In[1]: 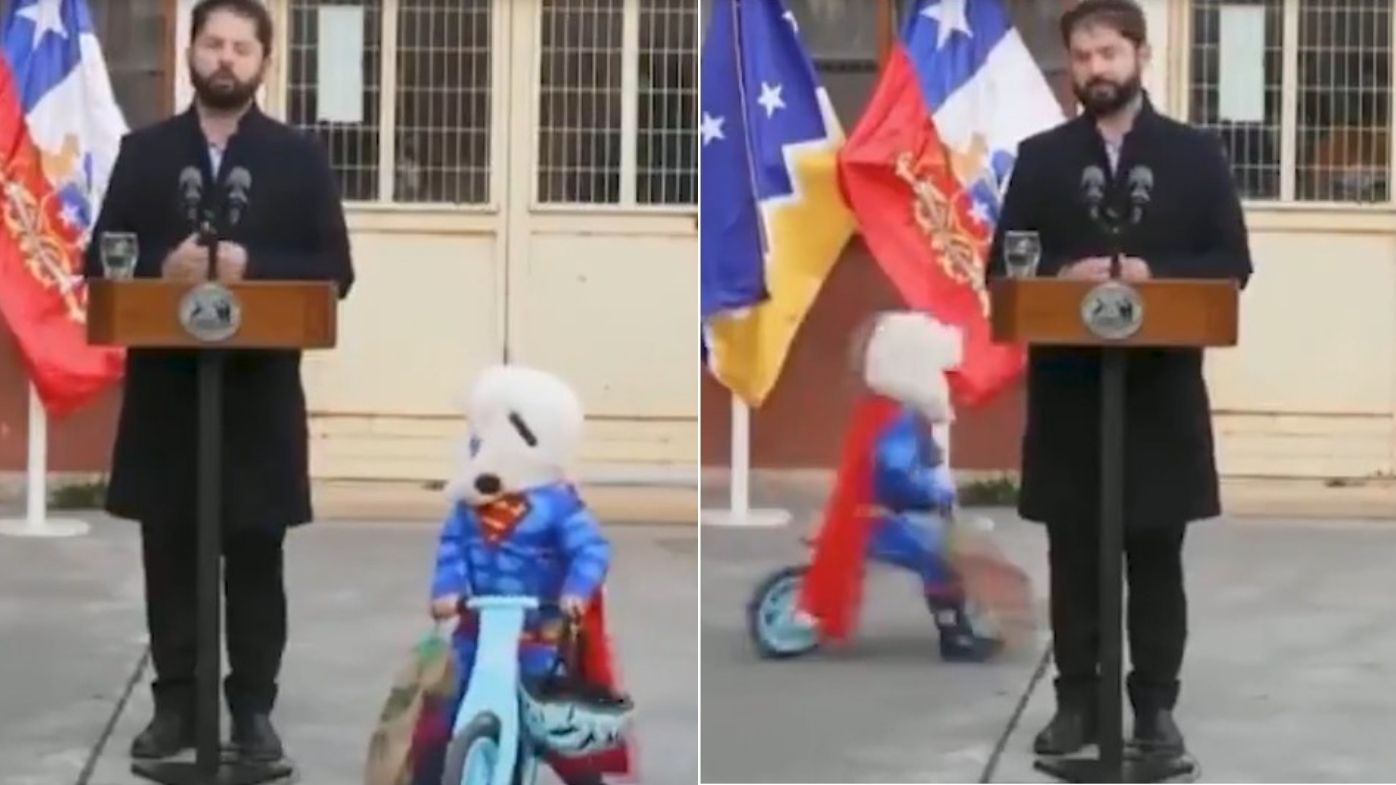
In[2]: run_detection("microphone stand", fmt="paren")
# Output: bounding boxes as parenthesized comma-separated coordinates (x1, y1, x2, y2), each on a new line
(1035, 200, 1195, 784)
(133, 212, 292, 785)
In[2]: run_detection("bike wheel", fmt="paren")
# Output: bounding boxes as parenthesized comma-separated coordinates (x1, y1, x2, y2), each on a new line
(442, 713, 508, 785)
(746, 565, 819, 659)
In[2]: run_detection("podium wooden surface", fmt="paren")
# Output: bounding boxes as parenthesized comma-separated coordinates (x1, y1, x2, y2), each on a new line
(87, 276, 335, 785)
(989, 274, 1237, 784)
(87, 278, 337, 349)
(989, 277, 1238, 348)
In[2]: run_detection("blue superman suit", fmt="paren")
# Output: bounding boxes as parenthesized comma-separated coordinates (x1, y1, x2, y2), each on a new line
(424, 483, 611, 783)
(865, 407, 1001, 661)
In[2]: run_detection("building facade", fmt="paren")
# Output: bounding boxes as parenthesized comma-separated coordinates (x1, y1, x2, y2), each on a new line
(701, 0, 1396, 481)
(0, 0, 700, 484)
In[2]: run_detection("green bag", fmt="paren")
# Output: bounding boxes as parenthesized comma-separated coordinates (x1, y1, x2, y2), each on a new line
(364, 627, 459, 785)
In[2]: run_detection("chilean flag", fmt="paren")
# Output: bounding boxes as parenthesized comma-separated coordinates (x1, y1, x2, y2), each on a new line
(838, 0, 1063, 407)
(0, 0, 126, 416)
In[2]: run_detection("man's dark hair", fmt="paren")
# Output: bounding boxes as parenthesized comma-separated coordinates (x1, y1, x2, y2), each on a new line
(1060, 0, 1148, 48)
(191, 0, 274, 54)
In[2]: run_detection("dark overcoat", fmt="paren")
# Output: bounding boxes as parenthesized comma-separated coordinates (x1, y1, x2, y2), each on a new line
(82, 104, 354, 532)
(986, 96, 1253, 531)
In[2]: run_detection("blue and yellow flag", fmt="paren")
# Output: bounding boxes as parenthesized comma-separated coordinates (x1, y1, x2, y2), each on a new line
(700, 0, 855, 407)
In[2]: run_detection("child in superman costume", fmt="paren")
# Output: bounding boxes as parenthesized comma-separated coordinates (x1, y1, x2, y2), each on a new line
(423, 365, 634, 785)
(796, 311, 1022, 661)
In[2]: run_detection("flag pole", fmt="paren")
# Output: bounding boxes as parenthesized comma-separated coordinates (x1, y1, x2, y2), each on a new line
(0, 382, 90, 538)
(700, 393, 791, 528)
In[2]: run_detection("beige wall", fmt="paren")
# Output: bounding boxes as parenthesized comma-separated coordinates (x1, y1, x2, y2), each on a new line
(1146, 0, 1396, 479)
(263, 0, 698, 485)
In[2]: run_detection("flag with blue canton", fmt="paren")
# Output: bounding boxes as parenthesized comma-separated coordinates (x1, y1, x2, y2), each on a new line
(701, 0, 854, 406)
(0, 0, 126, 415)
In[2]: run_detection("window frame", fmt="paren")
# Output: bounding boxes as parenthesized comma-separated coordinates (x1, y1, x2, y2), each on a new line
(270, 0, 508, 213)
(526, 0, 698, 215)
(1180, 0, 1396, 210)
(268, 0, 696, 214)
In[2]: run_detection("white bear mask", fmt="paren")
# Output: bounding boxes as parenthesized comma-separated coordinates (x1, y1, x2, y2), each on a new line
(447, 365, 585, 506)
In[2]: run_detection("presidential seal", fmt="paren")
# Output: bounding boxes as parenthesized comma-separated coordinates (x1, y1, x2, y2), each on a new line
(178, 282, 242, 342)
(1080, 281, 1143, 340)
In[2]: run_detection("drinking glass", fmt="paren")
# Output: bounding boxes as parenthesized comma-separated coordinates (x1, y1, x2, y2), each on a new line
(1002, 230, 1041, 278)
(99, 232, 138, 280)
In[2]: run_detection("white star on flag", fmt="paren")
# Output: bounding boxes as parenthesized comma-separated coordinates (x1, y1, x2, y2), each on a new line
(922, 0, 973, 49)
(701, 112, 726, 145)
(757, 82, 785, 118)
(18, 0, 68, 48)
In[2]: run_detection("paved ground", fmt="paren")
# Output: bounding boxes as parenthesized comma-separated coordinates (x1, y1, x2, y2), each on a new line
(0, 512, 697, 785)
(701, 500, 1396, 784)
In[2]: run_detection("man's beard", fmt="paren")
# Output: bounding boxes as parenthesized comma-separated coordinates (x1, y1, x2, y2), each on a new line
(190, 65, 261, 111)
(1074, 73, 1142, 117)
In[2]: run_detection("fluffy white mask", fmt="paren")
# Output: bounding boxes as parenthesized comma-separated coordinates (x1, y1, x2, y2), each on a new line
(861, 311, 963, 424)
(446, 365, 585, 506)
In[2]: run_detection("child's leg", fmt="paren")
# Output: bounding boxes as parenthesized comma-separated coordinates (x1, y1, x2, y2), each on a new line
(868, 515, 1003, 662)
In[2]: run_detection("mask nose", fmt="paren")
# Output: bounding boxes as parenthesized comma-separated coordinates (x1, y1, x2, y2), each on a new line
(474, 474, 502, 495)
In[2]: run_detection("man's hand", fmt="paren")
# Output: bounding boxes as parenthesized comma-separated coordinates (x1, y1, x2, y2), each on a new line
(1120, 256, 1151, 282)
(161, 233, 207, 281)
(430, 594, 461, 620)
(1058, 257, 1111, 281)
(215, 242, 249, 283)
(560, 595, 588, 619)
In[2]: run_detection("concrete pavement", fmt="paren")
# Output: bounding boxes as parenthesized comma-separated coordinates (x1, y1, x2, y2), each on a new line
(0, 513, 696, 785)
(701, 508, 1396, 783)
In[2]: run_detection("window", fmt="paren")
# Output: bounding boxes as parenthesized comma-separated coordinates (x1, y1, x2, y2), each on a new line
(285, 0, 492, 205)
(1188, 0, 1391, 204)
(536, 0, 697, 208)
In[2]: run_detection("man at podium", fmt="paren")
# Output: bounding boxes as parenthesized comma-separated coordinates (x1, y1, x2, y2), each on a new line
(81, 0, 353, 764)
(985, 0, 1252, 763)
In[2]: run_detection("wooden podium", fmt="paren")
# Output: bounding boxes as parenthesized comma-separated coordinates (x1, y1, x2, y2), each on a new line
(990, 275, 1239, 784)
(88, 278, 338, 785)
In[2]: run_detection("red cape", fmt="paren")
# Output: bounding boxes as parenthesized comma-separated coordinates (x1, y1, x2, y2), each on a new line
(546, 589, 636, 781)
(796, 394, 901, 642)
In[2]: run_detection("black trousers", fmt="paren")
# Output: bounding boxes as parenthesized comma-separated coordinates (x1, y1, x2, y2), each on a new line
(140, 519, 287, 716)
(1047, 521, 1188, 711)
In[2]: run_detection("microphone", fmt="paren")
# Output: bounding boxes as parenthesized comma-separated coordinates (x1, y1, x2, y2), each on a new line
(225, 166, 252, 228)
(1080, 165, 1106, 222)
(178, 166, 203, 226)
(1126, 165, 1153, 224)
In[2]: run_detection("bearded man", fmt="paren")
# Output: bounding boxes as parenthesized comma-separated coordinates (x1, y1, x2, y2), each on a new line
(984, 0, 1253, 761)
(82, 0, 354, 763)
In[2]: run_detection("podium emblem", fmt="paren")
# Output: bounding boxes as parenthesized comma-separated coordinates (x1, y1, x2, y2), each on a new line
(178, 282, 242, 342)
(1080, 281, 1143, 340)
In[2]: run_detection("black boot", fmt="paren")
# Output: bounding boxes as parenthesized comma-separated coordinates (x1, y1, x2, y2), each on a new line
(130, 707, 193, 759)
(1032, 679, 1097, 755)
(1128, 675, 1185, 755)
(231, 713, 284, 762)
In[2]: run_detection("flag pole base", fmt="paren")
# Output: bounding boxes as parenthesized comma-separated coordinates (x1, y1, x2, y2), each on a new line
(700, 507, 792, 528)
(0, 517, 90, 538)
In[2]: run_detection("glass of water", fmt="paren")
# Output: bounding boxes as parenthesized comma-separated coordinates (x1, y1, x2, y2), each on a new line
(99, 232, 138, 280)
(1002, 230, 1041, 278)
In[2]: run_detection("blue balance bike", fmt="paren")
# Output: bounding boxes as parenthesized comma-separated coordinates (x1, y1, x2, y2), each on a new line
(747, 514, 1007, 659)
(441, 596, 633, 785)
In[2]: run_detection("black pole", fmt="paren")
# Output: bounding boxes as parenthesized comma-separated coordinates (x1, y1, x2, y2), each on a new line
(196, 346, 224, 776)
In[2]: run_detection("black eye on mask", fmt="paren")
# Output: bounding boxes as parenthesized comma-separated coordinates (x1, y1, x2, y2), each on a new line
(508, 411, 537, 447)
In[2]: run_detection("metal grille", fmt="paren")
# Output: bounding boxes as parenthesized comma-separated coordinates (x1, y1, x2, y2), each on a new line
(286, 0, 384, 202)
(537, 0, 625, 204)
(637, 0, 698, 205)
(1295, 0, 1390, 202)
(394, 0, 493, 204)
(1189, 0, 1392, 204)
(1189, 0, 1285, 201)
